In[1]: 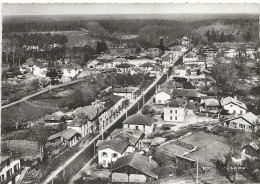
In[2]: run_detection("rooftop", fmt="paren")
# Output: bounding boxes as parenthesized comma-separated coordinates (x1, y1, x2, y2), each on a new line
(122, 114, 157, 126)
(112, 152, 158, 179)
(171, 89, 198, 98)
(166, 98, 187, 108)
(96, 138, 129, 154)
(113, 87, 139, 94)
(73, 105, 105, 121)
(221, 96, 247, 110)
(48, 128, 81, 141)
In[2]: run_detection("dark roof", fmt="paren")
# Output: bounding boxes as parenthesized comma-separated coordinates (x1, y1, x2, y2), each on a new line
(109, 128, 144, 146)
(112, 153, 158, 179)
(48, 128, 81, 141)
(113, 87, 139, 94)
(96, 138, 129, 154)
(172, 89, 198, 98)
(173, 82, 183, 88)
(167, 98, 187, 108)
(122, 114, 157, 126)
(73, 105, 105, 121)
(140, 62, 155, 68)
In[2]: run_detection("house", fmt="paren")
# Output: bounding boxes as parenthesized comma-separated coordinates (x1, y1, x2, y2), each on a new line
(43, 114, 65, 126)
(32, 65, 47, 78)
(73, 104, 106, 133)
(225, 49, 237, 58)
(174, 66, 187, 77)
(47, 128, 81, 147)
(87, 60, 99, 69)
(224, 112, 259, 133)
(220, 96, 247, 115)
(171, 89, 199, 100)
(173, 82, 184, 89)
(67, 118, 92, 137)
(111, 153, 159, 183)
(113, 87, 139, 99)
(245, 48, 255, 58)
(164, 98, 187, 122)
(243, 142, 260, 157)
(146, 48, 162, 58)
(122, 114, 157, 135)
(139, 62, 155, 71)
(112, 58, 128, 66)
(183, 52, 198, 63)
(155, 88, 172, 105)
(200, 98, 220, 116)
(181, 36, 191, 46)
(0, 152, 22, 184)
(107, 128, 144, 154)
(61, 63, 82, 78)
(96, 138, 129, 168)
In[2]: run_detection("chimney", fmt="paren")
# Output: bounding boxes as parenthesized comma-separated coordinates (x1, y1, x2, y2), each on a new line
(149, 156, 152, 163)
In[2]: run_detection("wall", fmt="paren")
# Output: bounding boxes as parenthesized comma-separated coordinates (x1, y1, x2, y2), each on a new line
(223, 104, 247, 115)
(0, 158, 21, 184)
(98, 148, 123, 168)
(155, 92, 170, 105)
(164, 107, 186, 122)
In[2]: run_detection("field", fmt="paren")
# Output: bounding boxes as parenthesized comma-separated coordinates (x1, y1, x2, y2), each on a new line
(161, 132, 231, 167)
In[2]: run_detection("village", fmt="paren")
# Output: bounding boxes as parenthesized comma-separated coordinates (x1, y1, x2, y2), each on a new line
(1, 7, 260, 184)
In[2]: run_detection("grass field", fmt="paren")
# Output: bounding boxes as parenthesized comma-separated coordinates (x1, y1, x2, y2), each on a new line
(161, 131, 231, 167)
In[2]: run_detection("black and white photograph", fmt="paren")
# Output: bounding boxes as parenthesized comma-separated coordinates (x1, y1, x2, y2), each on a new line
(1, 2, 260, 184)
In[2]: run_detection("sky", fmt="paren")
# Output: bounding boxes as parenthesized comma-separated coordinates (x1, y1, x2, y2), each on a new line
(2, 3, 260, 16)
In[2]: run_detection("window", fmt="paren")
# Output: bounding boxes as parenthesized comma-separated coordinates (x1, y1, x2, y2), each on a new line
(143, 125, 145, 130)
(170, 110, 173, 113)
(239, 124, 245, 129)
(175, 116, 177, 120)
(14, 163, 20, 172)
(0, 175, 4, 182)
(135, 126, 139, 130)
(158, 100, 161, 104)
(170, 116, 172, 120)
(102, 152, 107, 157)
(240, 110, 243, 114)
(113, 153, 118, 158)
(249, 126, 252, 130)
(6, 159, 10, 166)
(230, 105, 233, 107)
(233, 110, 236, 114)
(175, 110, 178, 114)
(6, 169, 12, 178)
(128, 124, 130, 128)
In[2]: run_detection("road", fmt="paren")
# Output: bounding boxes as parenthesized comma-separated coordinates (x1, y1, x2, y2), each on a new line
(1, 79, 84, 109)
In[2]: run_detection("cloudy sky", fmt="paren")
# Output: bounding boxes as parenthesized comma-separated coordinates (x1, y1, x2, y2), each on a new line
(3, 3, 259, 15)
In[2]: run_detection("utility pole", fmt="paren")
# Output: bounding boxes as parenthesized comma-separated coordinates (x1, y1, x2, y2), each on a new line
(196, 157, 199, 184)
(102, 120, 104, 140)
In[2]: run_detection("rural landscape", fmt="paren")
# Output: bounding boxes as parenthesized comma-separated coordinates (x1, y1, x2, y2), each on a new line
(1, 3, 260, 184)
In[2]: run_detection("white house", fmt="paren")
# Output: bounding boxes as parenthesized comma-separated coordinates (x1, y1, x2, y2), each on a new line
(0, 153, 21, 184)
(122, 114, 157, 135)
(224, 112, 259, 133)
(32, 65, 47, 78)
(155, 88, 172, 105)
(164, 98, 187, 122)
(87, 60, 99, 69)
(220, 96, 247, 115)
(96, 138, 129, 168)
(174, 66, 187, 77)
(113, 87, 139, 99)
(245, 48, 255, 58)
(183, 52, 198, 63)
(67, 118, 92, 137)
(47, 128, 82, 147)
(62, 63, 82, 78)
(225, 49, 237, 58)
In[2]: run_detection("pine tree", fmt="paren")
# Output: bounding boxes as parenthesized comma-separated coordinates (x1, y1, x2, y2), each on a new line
(100, 41, 108, 53)
(219, 32, 225, 42)
(96, 41, 102, 54)
(159, 37, 165, 52)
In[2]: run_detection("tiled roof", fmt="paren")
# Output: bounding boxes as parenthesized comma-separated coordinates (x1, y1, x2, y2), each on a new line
(226, 112, 258, 126)
(48, 128, 81, 141)
(113, 87, 139, 93)
(112, 152, 158, 179)
(166, 98, 187, 108)
(203, 99, 220, 106)
(109, 128, 144, 146)
(96, 138, 129, 154)
(156, 88, 172, 95)
(172, 89, 198, 98)
(221, 97, 247, 110)
(122, 114, 157, 126)
(73, 105, 105, 121)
